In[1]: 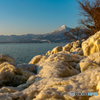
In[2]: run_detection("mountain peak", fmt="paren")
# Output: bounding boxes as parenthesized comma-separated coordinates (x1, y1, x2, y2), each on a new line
(58, 25, 66, 31)
(53, 25, 67, 32)
(60, 25, 66, 28)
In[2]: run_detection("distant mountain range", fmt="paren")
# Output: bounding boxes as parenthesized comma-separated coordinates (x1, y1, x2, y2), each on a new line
(0, 25, 71, 43)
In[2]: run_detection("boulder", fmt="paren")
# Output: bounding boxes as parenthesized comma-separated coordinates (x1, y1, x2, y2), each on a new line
(17, 63, 37, 74)
(29, 55, 42, 64)
(51, 46, 62, 54)
(0, 54, 15, 65)
(72, 40, 81, 48)
(34, 67, 100, 100)
(29, 55, 48, 64)
(4, 67, 100, 100)
(17, 84, 28, 90)
(0, 93, 12, 100)
(26, 75, 35, 85)
(45, 46, 63, 55)
(82, 31, 100, 56)
(46, 50, 52, 55)
(70, 47, 83, 55)
(0, 62, 33, 86)
(89, 95, 100, 100)
(36, 52, 80, 79)
(0, 86, 21, 93)
(79, 52, 100, 72)
(63, 43, 73, 51)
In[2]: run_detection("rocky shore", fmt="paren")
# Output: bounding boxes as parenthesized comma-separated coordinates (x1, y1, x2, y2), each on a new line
(0, 31, 100, 100)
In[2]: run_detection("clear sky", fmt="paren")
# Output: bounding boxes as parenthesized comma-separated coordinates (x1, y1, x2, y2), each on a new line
(0, 0, 80, 35)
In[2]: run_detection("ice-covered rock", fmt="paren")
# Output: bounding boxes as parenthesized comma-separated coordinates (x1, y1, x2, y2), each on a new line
(82, 31, 100, 56)
(0, 62, 34, 86)
(80, 52, 100, 72)
(17, 84, 28, 90)
(0, 93, 12, 100)
(46, 46, 63, 55)
(72, 40, 81, 48)
(2, 36, 100, 99)
(26, 75, 35, 85)
(0, 54, 15, 65)
(63, 43, 73, 51)
(46, 50, 51, 55)
(2, 67, 100, 100)
(70, 40, 82, 53)
(17, 63, 37, 74)
(71, 47, 83, 55)
(89, 95, 100, 100)
(51, 46, 62, 54)
(0, 86, 21, 93)
(29, 55, 48, 64)
(46, 40, 83, 56)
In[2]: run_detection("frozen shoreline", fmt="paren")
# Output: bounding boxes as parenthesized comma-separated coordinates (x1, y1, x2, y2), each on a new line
(0, 31, 100, 99)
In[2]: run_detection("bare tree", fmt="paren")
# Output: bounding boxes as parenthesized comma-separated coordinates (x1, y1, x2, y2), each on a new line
(77, 0, 100, 33)
(64, 27, 88, 42)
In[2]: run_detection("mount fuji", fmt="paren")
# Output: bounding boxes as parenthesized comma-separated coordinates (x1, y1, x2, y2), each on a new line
(49, 25, 71, 34)
(0, 25, 71, 43)
(37, 25, 71, 42)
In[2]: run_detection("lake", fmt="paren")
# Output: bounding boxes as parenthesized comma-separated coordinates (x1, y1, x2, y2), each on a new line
(0, 43, 67, 64)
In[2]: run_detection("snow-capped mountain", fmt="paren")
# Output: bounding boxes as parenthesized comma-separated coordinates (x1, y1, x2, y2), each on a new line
(49, 25, 70, 34)
(38, 25, 71, 42)
(0, 25, 71, 43)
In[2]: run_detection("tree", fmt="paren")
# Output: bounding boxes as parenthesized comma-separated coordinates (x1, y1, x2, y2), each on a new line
(64, 27, 89, 42)
(77, 0, 100, 34)
(64, 0, 100, 42)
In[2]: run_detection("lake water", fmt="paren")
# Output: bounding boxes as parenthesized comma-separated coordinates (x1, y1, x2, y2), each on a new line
(0, 43, 67, 64)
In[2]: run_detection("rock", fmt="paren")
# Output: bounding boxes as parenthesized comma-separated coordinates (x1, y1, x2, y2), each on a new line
(63, 43, 73, 51)
(0, 93, 12, 100)
(96, 80, 100, 94)
(26, 75, 35, 85)
(0, 62, 33, 86)
(29, 55, 48, 64)
(29, 55, 42, 64)
(34, 67, 100, 100)
(17, 84, 28, 90)
(89, 95, 100, 100)
(46, 46, 63, 55)
(58, 50, 70, 54)
(1, 37, 100, 100)
(72, 40, 81, 48)
(37, 60, 79, 79)
(82, 31, 100, 56)
(46, 40, 83, 55)
(71, 47, 83, 55)
(6, 67, 100, 100)
(45, 52, 81, 63)
(75, 63, 81, 71)
(79, 52, 100, 72)
(1, 58, 100, 99)
(68, 62, 78, 68)
(0, 54, 15, 65)
(17, 63, 37, 74)
(46, 50, 52, 55)
(0, 86, 21, 93)
(36, 52, 80, 79)
(51, 46, 62, 54)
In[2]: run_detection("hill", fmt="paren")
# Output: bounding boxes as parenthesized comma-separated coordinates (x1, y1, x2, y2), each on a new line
(0, 25, 71, 43)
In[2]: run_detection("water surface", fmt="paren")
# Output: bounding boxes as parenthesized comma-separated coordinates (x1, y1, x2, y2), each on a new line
(0, 43, 67, 64)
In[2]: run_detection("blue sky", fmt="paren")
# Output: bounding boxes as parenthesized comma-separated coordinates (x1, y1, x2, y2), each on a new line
(0, 0, 80, 35)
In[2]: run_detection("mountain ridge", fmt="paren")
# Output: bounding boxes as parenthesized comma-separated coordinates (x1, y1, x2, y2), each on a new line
(0, 25, 71, 43)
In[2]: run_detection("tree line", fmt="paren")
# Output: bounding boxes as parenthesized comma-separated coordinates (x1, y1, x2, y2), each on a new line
(64, 0, 100, 42)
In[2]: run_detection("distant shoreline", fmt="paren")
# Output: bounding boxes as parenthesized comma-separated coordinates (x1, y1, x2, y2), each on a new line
(0, 42, 67, 44)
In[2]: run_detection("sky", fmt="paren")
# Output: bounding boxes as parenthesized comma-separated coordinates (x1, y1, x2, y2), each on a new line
(0, 0, 80, 35)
